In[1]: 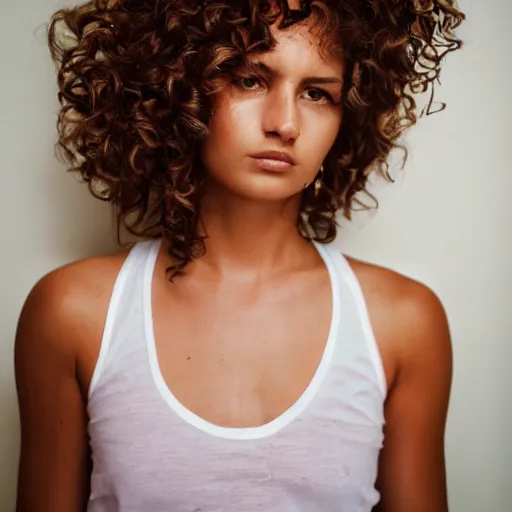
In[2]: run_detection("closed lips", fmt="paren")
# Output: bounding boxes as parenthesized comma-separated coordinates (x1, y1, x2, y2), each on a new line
(250, 151, 296, 165)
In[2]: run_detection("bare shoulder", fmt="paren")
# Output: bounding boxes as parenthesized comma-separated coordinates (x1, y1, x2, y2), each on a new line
(345, 255, 447, 319)
(16, 246, 132, 394)
(344, 256, 453, 510)
(14, 248, 133, 511)
(344, 255, 451, 390)
(19, 246, 132, 337)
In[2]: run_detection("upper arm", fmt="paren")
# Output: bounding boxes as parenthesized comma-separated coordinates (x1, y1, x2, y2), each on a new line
(375, 280, 453, 512)
(14, 270, 91, 512)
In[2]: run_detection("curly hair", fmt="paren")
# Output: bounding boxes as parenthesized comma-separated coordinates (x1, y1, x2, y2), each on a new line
(47, 0, 465, 278)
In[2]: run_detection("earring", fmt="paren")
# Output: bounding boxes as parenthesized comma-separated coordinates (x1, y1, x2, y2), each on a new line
(314, 165, 324, 196)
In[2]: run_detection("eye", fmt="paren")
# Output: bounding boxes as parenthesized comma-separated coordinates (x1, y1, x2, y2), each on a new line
(235, 76, 261, 90)
(304, 88, 334, 103)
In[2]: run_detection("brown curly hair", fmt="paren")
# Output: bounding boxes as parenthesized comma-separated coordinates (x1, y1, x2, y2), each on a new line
(47, 0, 465, 277)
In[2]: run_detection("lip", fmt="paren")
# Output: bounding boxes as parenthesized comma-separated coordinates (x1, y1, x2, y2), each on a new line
(250, 151, 296, 165)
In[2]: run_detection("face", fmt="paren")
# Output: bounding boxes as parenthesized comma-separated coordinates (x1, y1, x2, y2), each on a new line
(200, 18, 344, 202)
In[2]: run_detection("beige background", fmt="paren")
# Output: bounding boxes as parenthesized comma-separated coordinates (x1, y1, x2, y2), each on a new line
(1, 0, 510, 510)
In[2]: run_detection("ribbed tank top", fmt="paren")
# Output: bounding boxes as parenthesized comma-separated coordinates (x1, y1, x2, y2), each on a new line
(86, 238, 387, 512)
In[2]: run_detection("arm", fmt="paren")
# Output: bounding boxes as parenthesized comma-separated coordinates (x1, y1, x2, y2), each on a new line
(14, 271, 91, 512)
(375, 281, 453, 512)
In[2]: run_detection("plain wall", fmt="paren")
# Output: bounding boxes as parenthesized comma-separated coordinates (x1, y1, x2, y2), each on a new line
(1, 0, 510, 510)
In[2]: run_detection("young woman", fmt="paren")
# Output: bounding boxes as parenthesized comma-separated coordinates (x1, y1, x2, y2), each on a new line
(14, 1, 465, 511)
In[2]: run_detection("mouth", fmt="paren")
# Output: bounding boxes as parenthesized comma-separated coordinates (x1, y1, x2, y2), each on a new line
(249, 150, 296, 172)
(250, 151, 295, 165)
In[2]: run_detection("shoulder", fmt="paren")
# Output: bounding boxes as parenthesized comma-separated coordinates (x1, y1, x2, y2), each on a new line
(21, 247, 132, 328)
(346, 255, 447, 322)
(346, 256, 454, 510)
(14, 248, 134, 510)
(15, 247, 132, 392)
(344, 255, 451, 390)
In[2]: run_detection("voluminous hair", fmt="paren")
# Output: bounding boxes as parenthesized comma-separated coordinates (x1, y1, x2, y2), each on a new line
(47, 0, 465, 277)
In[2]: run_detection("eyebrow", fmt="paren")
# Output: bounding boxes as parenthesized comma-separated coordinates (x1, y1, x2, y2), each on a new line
(242, 60, 343, 87)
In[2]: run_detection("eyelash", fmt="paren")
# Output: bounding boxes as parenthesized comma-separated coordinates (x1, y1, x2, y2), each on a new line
(233, 76, 336, 104)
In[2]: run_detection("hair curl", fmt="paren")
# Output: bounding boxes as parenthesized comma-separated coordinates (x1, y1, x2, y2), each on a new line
(47, 0, 465, 278)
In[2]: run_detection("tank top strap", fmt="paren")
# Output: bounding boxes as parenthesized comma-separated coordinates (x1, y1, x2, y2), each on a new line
(88, 238, 161, 400)
(320, 241, 387, 398)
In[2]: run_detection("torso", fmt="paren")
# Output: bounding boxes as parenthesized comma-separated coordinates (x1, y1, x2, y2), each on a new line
(74, 239, 399, 427)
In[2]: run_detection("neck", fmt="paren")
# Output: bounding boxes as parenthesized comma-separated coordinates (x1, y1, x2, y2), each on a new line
(194, 181, 311, 278)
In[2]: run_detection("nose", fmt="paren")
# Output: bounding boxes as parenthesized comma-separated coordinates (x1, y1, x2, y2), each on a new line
(262, 85, 300, 143)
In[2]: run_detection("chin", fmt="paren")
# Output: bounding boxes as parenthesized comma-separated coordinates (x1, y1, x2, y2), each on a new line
(226, 176, 303, 202)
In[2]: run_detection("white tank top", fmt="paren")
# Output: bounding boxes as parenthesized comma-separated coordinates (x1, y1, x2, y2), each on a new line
(86, 238, 387, 511)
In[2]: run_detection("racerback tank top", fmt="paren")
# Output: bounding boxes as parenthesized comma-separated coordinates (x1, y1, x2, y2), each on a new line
(86, 238, 387, 511)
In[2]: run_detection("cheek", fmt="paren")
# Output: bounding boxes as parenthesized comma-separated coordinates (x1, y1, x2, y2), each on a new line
(303, 110, 342, 165)
(318, 111, 342, 148)
(201, 114, 233, 173)
(201, 101, 260, 172)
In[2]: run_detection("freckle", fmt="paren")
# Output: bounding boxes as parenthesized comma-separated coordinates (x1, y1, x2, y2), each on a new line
(221, 358, 224, 362)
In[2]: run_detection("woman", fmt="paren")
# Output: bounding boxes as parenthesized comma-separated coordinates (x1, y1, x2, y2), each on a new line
(14, 0, 465, 511)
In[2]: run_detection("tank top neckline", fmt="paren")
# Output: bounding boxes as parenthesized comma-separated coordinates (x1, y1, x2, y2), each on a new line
(142, 238, 342, 440)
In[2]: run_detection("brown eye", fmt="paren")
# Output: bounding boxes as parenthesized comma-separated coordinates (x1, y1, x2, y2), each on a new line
(237, 77, 260, 89)
(304, 88, 332, 103)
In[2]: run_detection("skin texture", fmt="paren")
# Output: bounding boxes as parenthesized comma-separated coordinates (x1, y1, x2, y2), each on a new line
(15, 15, 452, 512)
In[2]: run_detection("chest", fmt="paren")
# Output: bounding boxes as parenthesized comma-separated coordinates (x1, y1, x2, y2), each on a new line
(150, 268, 333, 428)
(88, 399, 382, 511)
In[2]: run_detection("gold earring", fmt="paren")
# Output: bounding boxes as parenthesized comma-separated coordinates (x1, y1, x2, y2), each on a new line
(314, 165, 324, 196)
